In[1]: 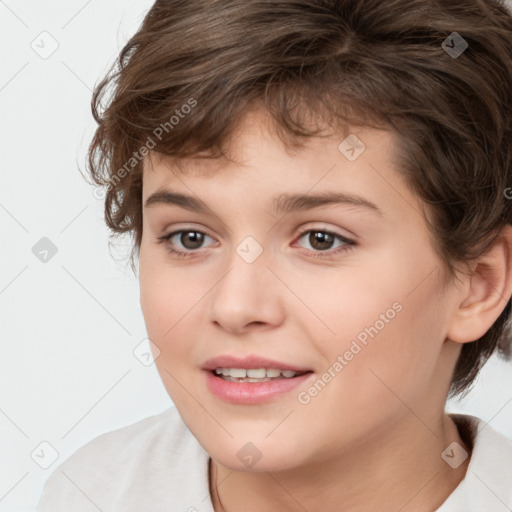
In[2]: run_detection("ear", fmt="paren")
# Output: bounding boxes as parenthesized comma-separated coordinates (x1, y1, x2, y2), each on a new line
(447, 224, 512, 344)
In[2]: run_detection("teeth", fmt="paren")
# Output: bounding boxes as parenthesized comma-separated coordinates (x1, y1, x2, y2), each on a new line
(213, 368, 301, 379)
(229, 368, 247, 378)
(247, 368, 266, 378)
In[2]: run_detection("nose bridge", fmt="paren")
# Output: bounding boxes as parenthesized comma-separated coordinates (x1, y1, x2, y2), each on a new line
(235, 234, 266, 266)
(209, 233, 284, 330)
(217, 233, 271, 300)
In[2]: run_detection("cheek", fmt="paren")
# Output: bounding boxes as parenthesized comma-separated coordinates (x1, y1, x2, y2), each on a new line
(139, 265, 205, 407)
(307, 255, 447, 404)
(139, 246, 199, 355)
(140, 274, 194, 342)
(329, 279, 446, 411)
(292, 287, 447, 451)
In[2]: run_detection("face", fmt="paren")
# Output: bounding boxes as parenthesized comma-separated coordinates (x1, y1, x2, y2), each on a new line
(139, 108, 462, 472)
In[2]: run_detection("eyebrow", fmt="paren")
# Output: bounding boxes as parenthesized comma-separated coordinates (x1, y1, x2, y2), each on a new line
(144, 189, 382, 216)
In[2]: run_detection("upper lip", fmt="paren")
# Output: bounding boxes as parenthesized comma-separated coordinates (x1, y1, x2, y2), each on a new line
(202, 355, 313, 373)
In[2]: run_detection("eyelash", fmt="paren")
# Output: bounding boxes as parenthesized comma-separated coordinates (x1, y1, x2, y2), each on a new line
(157, 227, 356, 260)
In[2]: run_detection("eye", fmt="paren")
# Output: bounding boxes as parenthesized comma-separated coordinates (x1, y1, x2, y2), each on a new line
(294, 228, 356, 258)
(157, 229, 216, 259)
(157, 227, 356, 260)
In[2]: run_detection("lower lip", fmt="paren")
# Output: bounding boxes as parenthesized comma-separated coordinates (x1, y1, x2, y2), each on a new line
(204, 370, 314, 404)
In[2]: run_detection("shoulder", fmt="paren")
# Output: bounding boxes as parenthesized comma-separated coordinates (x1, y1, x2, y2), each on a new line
(37, 407, 213, 512)
(437, 414, 512, 512)
(65, 406, 193, 463)
(51, 406, 193, 473)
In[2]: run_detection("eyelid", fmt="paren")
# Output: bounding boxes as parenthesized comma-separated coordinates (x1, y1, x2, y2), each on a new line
(159, 220, 354, 239)
(294, 226, 353, 242)
(159, 223, 216, 240)
(159, 228, 217, 248)
(157, 223, 357, 260)
(294, 222, 356, 240)
(292, 226, 356, 254)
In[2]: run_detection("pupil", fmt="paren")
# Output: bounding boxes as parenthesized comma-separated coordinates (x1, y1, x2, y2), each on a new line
(182, 231, 203, 249)
(310, 232, 333, 250)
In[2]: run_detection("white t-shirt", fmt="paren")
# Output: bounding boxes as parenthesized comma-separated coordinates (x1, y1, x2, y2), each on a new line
(36, 406, 512, 512)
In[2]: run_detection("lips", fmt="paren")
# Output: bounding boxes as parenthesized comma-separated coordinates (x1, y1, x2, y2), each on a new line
(202, 354, 314, 404)
(202, 355, 312, 373)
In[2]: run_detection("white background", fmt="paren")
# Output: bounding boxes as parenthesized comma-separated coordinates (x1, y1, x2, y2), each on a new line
(0, 1, 511, 511)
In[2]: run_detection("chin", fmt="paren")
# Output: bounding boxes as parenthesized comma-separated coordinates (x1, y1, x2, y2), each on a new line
(205, 437, 309, 473)
(216, 454, 298, 473)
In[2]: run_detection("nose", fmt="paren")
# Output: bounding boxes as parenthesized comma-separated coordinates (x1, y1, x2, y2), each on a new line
(208, 246, 285, 334)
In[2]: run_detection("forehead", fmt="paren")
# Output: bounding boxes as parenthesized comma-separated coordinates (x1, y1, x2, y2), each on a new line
(141, 119, 426, 232)
(142, 106, 383, 177)
(142, 116, 401, 195)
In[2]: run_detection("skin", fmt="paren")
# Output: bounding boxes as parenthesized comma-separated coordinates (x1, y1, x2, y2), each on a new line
(138, 107, 512, 512)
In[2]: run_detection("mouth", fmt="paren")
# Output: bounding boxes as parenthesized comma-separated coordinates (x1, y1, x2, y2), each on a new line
(211, 367, 312, 383)
(202, 355, 315, 404)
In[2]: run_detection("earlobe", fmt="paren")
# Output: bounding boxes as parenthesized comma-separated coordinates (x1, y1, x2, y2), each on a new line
(447, 225, 512, 344)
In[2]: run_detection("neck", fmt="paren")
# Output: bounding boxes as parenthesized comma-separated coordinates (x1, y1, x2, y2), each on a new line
(209, 413, 471, 512)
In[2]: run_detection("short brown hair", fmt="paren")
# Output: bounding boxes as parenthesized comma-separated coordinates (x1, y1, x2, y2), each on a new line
(84, 0, 512, 397)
